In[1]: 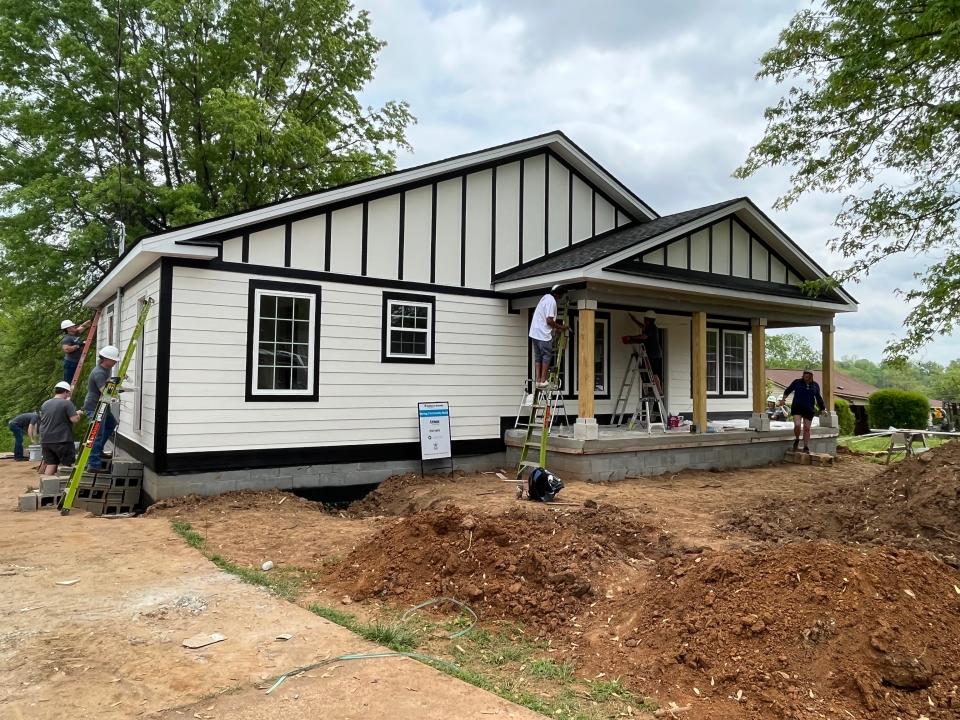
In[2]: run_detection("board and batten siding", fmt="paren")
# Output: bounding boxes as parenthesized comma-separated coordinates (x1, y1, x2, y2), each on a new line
(218, 151, 634, 291)
(165, 265, 527, 453)
(112, 264, 162, 452)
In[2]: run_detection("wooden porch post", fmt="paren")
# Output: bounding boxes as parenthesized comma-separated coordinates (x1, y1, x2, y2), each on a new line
(574, 299, 599, 440)
(820, 323, 837, 427)
(749, 318, 770, 431)
(691, 311, 708, 432)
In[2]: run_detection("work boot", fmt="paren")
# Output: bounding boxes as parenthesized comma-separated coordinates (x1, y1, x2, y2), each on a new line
(792, 438, 799, 450)
(802, 446, 810, 454)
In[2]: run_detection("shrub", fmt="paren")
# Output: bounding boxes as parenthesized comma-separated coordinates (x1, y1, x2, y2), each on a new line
(834, 398, 855, 436)
(867, 389, 930, 430)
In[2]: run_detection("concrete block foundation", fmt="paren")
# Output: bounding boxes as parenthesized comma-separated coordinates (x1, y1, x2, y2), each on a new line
(141, 451, 507, 502)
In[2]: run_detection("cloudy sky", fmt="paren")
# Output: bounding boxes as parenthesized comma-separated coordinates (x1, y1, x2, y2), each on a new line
(355, 0, 952, 363)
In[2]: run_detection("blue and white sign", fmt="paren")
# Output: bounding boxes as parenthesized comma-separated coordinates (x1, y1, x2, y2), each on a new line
(418, 401, 452, 460)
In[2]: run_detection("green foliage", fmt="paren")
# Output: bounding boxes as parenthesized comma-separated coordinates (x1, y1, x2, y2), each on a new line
(171, 520, 205, 550)
(737, 0, 960, 357)
(356, 622, 420, 653)
(766, 333, 821, 369)
(867, 389, 930, 430)
(528, 658, 575, 682)
(307, 603, 358, 628)
(0, 0, 412, 425)
(834, 397, 856, 436)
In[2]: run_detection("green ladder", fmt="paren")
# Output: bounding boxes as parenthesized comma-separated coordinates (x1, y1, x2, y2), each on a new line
(61, 298, 154, 515)
(515, 301, 571, 499)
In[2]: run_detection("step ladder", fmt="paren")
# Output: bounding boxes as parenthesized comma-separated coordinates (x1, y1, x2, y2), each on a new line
(611, 344, 668, 433)
(514, 377, 569, 431)
(60, 298, 154, 515)
(514, 301, 570, 499)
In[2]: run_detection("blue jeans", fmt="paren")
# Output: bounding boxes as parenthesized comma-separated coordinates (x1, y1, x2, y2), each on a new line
(8, 423, 25, 459)
(63, 357, 79, 384)
(89, 410, 117, 469)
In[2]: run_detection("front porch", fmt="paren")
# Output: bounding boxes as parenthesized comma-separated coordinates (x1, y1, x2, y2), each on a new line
(505, 424, 838, 481)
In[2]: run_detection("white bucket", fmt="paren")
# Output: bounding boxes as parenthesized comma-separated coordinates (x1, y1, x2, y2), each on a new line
(28, 444, 42, 462)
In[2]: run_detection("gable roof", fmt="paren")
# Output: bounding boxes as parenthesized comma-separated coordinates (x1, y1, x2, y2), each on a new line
(767, 368, 879, 401)
(494, 199, 740, 283)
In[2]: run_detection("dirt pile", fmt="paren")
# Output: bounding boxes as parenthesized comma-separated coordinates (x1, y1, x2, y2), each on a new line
(726, 442, 960, 563)
(145, 488, 320, 516)
(330, 503, 679, 631)
(603, 542, 960, 719)
(347, 471, 475, 517)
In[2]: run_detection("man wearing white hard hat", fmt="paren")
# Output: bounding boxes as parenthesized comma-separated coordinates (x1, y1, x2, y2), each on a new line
(83, 345, 121, 471)
(39, 381, 81, 475)
(60, 318, 91, 383)
(528, 285, 568, 389)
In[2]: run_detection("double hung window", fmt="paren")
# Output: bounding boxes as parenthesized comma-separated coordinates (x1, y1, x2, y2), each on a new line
(382, 293, 435, 363)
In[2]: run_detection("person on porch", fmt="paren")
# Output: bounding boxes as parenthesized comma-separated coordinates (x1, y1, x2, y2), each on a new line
(640, 311, 663, 393)
(528, 285, 568, 389)
(781, 370, 825, 453)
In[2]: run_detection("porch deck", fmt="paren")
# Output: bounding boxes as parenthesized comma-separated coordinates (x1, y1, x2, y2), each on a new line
(504, 425, 838, 481)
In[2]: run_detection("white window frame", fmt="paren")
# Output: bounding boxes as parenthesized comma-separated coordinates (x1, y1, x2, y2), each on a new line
(251, 288, 317, 397)
(385, 298, 434, 361)
(706, 328, 720, 395)
(721, 329, 748, 396)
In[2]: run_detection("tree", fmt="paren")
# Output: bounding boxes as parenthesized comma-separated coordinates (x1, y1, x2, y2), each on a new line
(0, 0, 412, 437)
(736, 0, 960, 358)
(766, 332, 821, 369)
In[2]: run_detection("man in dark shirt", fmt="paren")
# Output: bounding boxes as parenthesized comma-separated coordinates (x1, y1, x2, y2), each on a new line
(781, 370, 826, 453)
(39, 381, 81, 474)
(84, 345, 121, 471)
(640, 311, 663, 393)
(7, 411, 38, 461)
(61, 318, 92, 384)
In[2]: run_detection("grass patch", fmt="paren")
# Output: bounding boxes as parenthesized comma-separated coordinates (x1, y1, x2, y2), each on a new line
(839, 435, 947, 456)
(357, 621, 420, 652)
(307, 603, 358, 629)
(171, 520, 205, 550)
(528, 658, 575, 682)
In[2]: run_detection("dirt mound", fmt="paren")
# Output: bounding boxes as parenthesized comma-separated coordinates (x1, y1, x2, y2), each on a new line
(145, 488, 319, 516)
(726, 442, 960, 563)
(603, 542, 960, 719)
(347, 471, 475, 517)
(330, 504, 679, 632)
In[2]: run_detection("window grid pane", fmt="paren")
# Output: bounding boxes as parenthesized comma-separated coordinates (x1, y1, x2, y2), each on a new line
(256, 292, 313, 392)
(706, 330, 719, 393)
(387, 301, 432, 358)
(723, 331, 746, 393)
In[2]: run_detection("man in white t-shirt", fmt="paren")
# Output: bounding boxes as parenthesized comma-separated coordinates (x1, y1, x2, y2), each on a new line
(528, 285, 568, 389)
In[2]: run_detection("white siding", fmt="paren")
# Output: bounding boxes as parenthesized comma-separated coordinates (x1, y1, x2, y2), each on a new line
(546, 156, 570, 251)
(521, 154, 546, 262)
(290, 215, 326, 271)
(770, 255, 787, 284)
(494, 162, 520, 272)
(690, 229, 710, 272)
(367, 195, 401, 280)
(571, 175, 592, 242)
(248, 226, 285, 267)
(731, 222, 750, 278)
(115, 265, 161, 452)
(711, 220, 731, 274)
(434, 178, 462, 286)
(329, 205, 363, 275)
(166, 265, 527, 452)
(666, 239, 687, 269)
(222, 236, 243, 263)
(464, 170, 493, 288)
(594, 195, 616, 235)
(751, 239, 769, 281)
(644, 247, 665, 265)
(403, 186, 432, 282)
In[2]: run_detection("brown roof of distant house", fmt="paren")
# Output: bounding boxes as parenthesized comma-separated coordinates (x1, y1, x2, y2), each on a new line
(767, 368, 879, 402)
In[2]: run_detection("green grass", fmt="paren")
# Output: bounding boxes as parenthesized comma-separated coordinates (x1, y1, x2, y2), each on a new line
(307, 603, 358, 628)
(171, 520, 205, 549)
(839, 435, 948, 462)
(528, 658, 575, 682)
(307, 603, 420, 652)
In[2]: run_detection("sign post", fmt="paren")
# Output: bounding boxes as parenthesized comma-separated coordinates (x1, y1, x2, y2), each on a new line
(417, 401, 453, 475)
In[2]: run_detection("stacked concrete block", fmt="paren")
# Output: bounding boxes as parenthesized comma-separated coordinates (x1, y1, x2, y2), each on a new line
(18, 493, 39, 512)
(783, 450, 834, 466)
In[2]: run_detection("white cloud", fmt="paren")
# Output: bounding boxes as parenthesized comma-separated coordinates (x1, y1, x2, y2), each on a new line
(356, 0, 959, 362)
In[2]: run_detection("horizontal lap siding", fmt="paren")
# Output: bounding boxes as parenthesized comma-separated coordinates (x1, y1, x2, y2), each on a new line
(167, 266, 526, 453)
(116, 265, 161, 452)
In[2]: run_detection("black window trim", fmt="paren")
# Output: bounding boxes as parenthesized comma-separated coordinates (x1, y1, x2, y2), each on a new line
(381, 291, 437, 364)
(245, 279, 322, 402)
(705, 323, 749, 398)
(568, 311, 612, 401)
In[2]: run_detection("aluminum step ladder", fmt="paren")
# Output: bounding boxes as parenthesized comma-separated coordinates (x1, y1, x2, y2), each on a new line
(514, 301, 570, 499)
(611, 344, 668, 433)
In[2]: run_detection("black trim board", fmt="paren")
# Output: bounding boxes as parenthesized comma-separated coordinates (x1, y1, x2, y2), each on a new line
(381, 291, 437, 364)
(244, 279, 323, 402)
(115, 433, 156, 469)
(153, 259, 173, 474)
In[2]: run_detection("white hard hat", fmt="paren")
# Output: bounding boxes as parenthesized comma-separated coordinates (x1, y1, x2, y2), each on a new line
(644, 310, 657, 319)
(550, 284, 563, 294)
(61, 319, 76, 330)
(55, 381, 72, 392)
(99, 345, 121, 361)
(767, 395, 777, 403)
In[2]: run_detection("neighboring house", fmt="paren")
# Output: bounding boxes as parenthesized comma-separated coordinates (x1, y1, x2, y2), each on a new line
(768, 368, 876, 433)
(83, 131, 857, 500)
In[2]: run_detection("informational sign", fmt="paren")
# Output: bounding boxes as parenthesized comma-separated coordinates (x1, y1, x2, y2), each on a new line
(418, 401, 452, 460)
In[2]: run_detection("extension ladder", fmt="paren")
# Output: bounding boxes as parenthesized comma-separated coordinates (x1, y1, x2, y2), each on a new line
(69, 308, 102, 388)
(611, 344, 668, 433)
(514, 302, 570, 499)
(60, 298, 154, 515)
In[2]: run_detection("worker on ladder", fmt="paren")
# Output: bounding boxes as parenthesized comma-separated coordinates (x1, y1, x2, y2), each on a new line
(82, 345, 121, 471)
(528, 285, 569, 389)
(60, 318, 92, 383)
(639, 311, 663, 394)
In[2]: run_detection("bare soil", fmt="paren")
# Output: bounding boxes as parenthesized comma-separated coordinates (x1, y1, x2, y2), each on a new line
(148, 449, 960, 719)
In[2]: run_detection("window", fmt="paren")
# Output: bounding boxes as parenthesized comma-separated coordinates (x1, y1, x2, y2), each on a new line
(245, 280, 321, 402)
(704, 326, 748, 397)
(722, 331, 746, 394)
(706, 329, 719, 394)
(381, 292, 435, 363)
(569, 313, 611, 399)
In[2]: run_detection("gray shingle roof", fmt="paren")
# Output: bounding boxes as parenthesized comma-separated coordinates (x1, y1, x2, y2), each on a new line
(494, 198, 743, 284)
